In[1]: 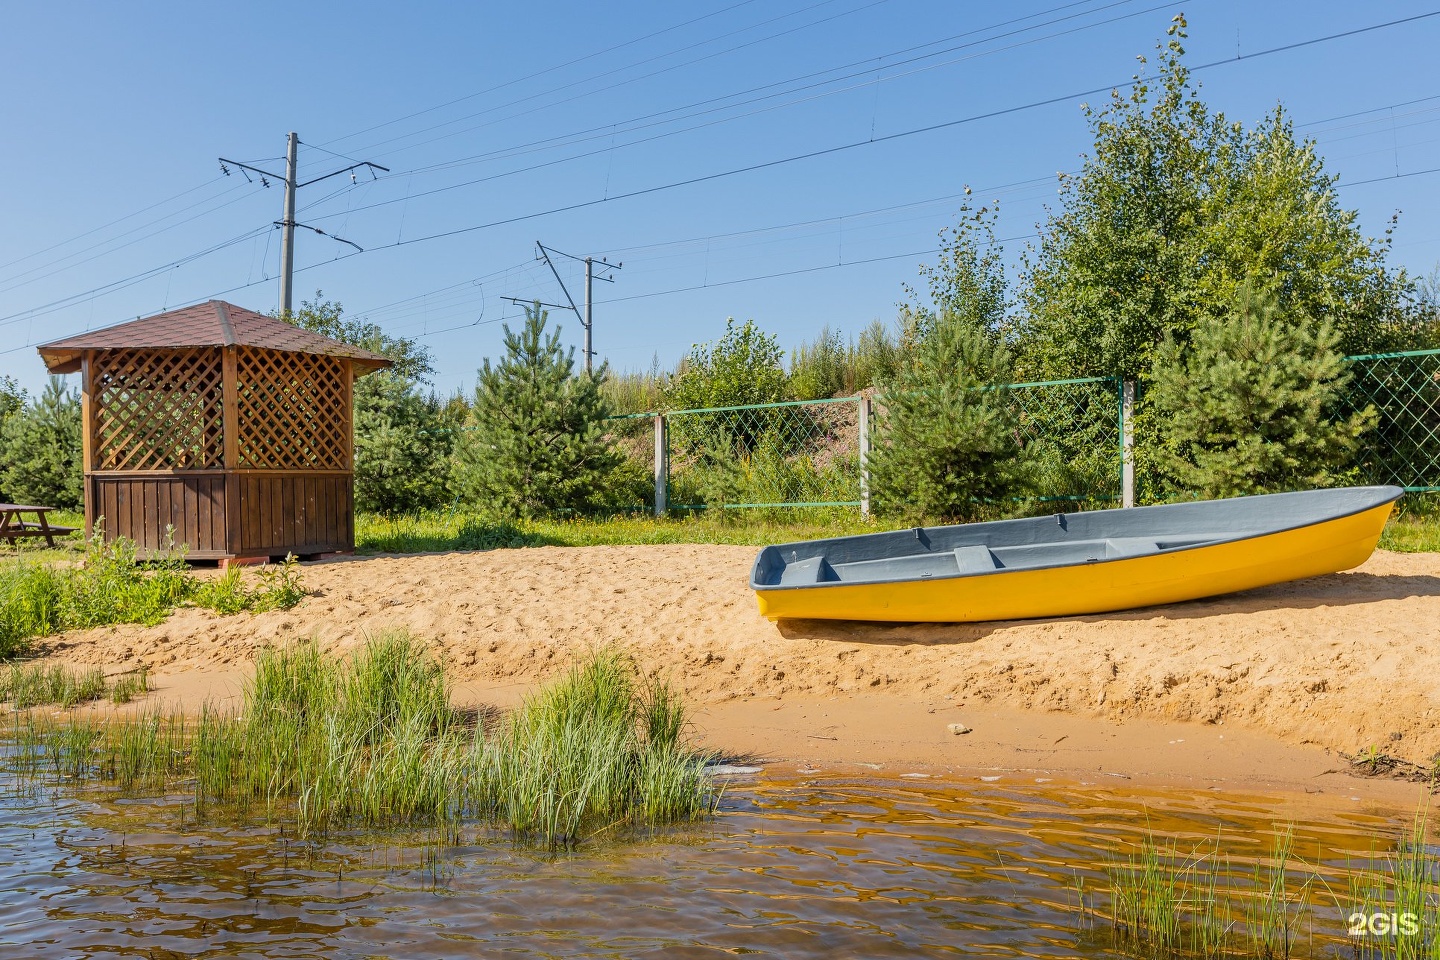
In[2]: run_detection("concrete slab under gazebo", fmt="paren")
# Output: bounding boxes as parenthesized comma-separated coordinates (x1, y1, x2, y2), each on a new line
(38, 300, 391, 564)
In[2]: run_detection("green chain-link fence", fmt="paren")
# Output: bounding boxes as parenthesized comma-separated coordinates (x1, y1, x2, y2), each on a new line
(607, 375, 1126, 513)
(663, 397, 863, 510)
(1346, 348, 1440, 492)
(1006, 376, 1124, 505)
(448, 351, 1436, 517)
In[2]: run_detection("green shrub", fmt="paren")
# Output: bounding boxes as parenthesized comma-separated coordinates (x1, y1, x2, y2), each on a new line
(454, 304, 623, 519)
(868, 321, 1032, 523)
(0, 378, 83, 509)
(789, 326, 848, 400)
(1147, 282, 1375, 498)
(666, 317, 791, 411)
(0, 536, 307, 658)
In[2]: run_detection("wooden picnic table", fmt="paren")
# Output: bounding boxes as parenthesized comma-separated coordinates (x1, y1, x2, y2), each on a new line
(0, 504, 77, 548)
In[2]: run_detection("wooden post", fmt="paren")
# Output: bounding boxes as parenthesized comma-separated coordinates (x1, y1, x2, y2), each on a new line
(80, 352, 94, 538)
(1122, 380, 1135, 508)
(858, 394, 872, 518)
(653, 413, 667, 517)
(222, 346, 240, 556)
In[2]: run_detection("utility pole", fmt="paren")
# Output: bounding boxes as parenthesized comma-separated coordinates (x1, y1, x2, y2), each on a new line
(527, 243, 621, 374)
(279, 133, 298, 317)
(220, 133, 388, 317)
(584, 257, 594, 374)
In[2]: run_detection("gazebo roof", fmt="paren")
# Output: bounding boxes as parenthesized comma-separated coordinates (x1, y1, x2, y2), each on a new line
(36, 300, 393, 375)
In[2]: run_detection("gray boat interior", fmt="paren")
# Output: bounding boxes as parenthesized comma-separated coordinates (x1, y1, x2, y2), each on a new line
(751, 486, 1402, 590)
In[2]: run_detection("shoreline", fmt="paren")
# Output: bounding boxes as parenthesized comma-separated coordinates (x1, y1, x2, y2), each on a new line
(44, 666, 1434, 812)
(20, 543, 1440, 812)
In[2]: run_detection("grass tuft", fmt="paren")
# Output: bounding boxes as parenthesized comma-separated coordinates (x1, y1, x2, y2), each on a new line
(0, 534, 308, 658)
(2, 634, 717, 849)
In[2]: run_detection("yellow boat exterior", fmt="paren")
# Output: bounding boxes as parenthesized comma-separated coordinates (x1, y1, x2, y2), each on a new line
(754, 500, 1393, 623)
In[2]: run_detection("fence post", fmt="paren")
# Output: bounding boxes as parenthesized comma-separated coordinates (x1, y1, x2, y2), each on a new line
(653, 413, 668, 517)
(1121, 380, 1135, 508)
(858, 395, 872, 518)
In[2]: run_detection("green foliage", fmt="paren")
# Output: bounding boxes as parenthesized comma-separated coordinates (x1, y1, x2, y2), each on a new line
(6, 637, 717, 847)
(904, 195, 1010, 344)
(868, 205, 1029, 523)
(192, 554, 308, 614)
(1017, 16, 1414, 382)
(284, 293, 456, 514)
(0, 375, 23, 425)
(0, 378, 83, 509)
(868, 320, 1030, 523)
(789, 326, 848, 400)
(0, 535, 307, 657)
(851, 319, 904, 392)
(1147, 283, 1375, 498)
(666, 317, 791, 411)
(354, 376, 459, 515)
(455, 304, 623, 518)
(0, 661, 110, 708)
(282, 291, 433, 381)
(602, 354, 668, 414)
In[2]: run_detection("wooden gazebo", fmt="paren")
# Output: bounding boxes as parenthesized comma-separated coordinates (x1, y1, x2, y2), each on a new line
(37, 301, 391, 564)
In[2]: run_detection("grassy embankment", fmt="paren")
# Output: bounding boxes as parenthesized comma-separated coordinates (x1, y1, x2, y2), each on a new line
(4, 635, 717, 847)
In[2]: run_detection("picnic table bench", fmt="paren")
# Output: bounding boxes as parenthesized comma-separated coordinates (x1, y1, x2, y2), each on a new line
(0, 504, 77, 548)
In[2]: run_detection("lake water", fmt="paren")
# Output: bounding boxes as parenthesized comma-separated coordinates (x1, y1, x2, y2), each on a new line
(0, 767, 1412, 958)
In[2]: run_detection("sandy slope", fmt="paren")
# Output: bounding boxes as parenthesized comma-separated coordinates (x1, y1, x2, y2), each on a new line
(35, 545, 1440, 774)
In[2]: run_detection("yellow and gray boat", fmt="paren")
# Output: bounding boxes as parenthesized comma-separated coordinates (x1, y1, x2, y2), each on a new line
(751, 485, 1402, 623)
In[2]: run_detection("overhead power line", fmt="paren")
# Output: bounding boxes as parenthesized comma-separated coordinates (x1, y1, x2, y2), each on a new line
(7, 7, 1439, 354)
(364, 8, 1440, 256)
(315, 0, 769, 150)
(220, 132, 388, 314)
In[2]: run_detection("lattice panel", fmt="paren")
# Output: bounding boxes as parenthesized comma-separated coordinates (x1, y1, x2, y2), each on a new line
(235, 347, 349, 470)
(92, 348, 224, 470)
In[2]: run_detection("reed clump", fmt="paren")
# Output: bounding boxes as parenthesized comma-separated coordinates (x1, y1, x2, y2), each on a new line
(1094, 814, 1438, 959)
(3, 634, 718, 848)
(0, 661, 142, 708)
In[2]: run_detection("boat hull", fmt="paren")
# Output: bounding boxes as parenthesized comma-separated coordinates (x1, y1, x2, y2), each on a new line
(753, 500, 1395, 623)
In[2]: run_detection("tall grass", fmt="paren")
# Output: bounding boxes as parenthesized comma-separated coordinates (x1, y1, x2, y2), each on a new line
(1097, 814, 1440, 959)
(3, 634, 718, 848)
(0, 535, 307, 658)
(0, 661, 113, 708)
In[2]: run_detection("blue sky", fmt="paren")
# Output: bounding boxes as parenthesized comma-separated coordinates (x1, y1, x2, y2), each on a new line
(1, 1, 1436, 397)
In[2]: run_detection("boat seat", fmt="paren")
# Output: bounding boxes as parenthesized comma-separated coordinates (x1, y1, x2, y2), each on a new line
(778, 556, 839, 585)
(1103, 537, 1162, 559)
(954, 545, 1001, 573)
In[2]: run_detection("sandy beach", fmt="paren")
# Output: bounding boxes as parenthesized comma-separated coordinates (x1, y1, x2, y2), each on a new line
(30, 544, 1440, 803)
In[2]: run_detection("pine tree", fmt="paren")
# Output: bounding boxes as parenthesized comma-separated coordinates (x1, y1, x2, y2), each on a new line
(867, 320, 1029, 523)
(1147, 282, 1374, 498)
(0, 378, 83, 508)
(456, 304, 621, 518)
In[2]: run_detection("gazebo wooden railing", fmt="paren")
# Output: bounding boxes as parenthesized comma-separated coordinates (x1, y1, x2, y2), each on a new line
(39, 301, 390, 564)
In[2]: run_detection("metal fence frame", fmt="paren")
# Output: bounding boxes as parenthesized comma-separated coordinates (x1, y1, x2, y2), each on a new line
(435, 347, 1438, 517)
(612, 375, 1133, 516)
(1343, 347, 1440, 493)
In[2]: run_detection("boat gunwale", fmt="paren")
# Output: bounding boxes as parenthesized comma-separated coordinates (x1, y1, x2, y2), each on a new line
(749, 486, 1403, 593)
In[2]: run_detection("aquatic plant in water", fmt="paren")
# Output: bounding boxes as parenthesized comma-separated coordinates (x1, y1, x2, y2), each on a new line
(3, 634, 718, 848)
(1096, 814, 1438, 960)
